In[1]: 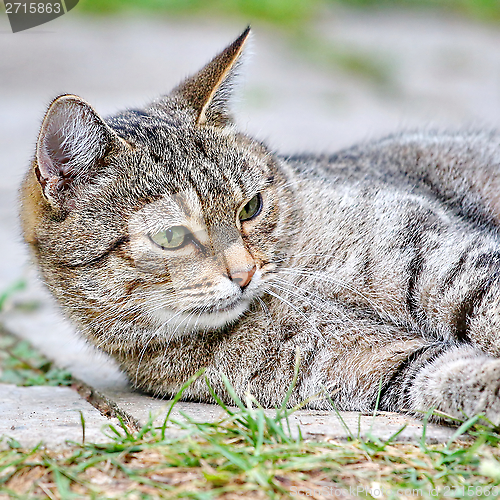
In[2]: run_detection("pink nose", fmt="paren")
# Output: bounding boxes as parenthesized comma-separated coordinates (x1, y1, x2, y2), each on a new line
(230, 266, 256, 289)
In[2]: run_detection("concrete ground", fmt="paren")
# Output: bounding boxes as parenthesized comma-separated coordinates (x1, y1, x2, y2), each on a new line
(1, 7, 500, 447)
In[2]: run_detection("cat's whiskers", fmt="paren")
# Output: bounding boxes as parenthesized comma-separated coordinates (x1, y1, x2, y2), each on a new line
(267, 279, 327, 318)
(269, 276, 359, 329)
(170, 309, 199, 337)
(133, 308, 187, 385)
(264, 286, 321, 337)
(76, 295, 185, 350)
(190, 302, 213, 334)
(273, 262, 389, 318)
(103, 305, 190, 352)
(255, 296, 276, 332)
(60, 280, 237, 344)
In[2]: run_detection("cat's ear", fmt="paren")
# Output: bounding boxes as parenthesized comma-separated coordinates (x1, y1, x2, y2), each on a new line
(35, 94, 127, 209)
(170, 27, 251, 127)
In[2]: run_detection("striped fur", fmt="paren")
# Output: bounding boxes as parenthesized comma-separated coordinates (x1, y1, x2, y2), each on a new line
(19, 30, 500, 423)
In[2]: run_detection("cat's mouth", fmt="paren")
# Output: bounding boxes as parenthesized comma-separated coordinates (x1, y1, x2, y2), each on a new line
(160, 297, 250, 334)
(190, 295, 249, 316)
(152, 273, 263, 335)
(188, 269, 262, 317)
(214, 300, 242, 314)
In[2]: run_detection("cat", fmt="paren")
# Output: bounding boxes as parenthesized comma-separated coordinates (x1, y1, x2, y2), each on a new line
(19, 27, 500, 424)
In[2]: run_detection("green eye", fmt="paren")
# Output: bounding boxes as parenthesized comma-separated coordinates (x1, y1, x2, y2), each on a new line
(150, 226, 189, 250)
(239, 194, 262, 222)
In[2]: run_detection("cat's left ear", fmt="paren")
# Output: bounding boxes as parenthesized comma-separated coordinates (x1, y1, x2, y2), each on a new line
(167, 27, 251, 127)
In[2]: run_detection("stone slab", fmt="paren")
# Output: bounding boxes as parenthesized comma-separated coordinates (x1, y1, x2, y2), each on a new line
(106, 390, 459, 444)
(0, 384, 119, 448)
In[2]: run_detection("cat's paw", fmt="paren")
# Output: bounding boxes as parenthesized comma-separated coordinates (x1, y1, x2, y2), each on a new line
(410, 345, 500, 426)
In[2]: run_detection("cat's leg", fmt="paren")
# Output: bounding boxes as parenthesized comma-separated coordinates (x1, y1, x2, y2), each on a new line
(402, 220, 500, 357)
(281, 315, 500, 423)
(333, 189, 500, 357)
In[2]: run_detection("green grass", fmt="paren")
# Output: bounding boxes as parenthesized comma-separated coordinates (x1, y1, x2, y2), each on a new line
(77, 0, 322, 28)
(290, 32, 394, 87)
(337, 0, 500, 22)
(76, 0, 500, 24)
(0, 280, 72, 388)
(0, 327, 73, 387)
(0, 281, 26, 313)
(2, 379, 500, 499)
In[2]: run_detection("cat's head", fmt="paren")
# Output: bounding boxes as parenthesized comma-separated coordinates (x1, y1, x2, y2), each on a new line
(20, 28, 298, 342)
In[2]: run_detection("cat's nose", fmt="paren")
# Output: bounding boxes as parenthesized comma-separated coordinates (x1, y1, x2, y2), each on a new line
(230, 265, 256, 290)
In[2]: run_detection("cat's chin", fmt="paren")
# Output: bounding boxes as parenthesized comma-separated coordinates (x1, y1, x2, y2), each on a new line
(152, 299, 251, 338)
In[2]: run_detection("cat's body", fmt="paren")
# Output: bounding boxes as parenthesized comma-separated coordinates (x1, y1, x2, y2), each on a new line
(20, 29, 500, 423)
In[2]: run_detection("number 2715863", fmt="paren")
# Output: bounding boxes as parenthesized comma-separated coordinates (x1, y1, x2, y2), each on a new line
(5, 3, 62, 14)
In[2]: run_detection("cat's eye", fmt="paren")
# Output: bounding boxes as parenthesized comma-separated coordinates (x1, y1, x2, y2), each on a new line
(239, 193, 262, 222)
(149, 226, 189, 250)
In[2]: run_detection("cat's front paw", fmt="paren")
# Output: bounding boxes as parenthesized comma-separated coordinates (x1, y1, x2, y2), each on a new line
(411, 345, 500, 426)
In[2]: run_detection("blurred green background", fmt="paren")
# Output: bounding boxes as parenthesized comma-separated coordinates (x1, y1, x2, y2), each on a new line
(77, 0, 500, 26)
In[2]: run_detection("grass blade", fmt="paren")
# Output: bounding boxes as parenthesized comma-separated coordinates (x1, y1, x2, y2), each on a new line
(79, 411, 86, 445)
(160, 368, 205, 439)
(323, 388, 354, 441)
(446, 414, 482, 448)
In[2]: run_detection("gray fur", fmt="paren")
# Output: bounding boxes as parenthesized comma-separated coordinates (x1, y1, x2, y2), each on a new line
(19, 30, 500, 424)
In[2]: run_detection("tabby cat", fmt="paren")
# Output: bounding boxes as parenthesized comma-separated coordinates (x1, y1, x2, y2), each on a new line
(19, 28, 500, 423)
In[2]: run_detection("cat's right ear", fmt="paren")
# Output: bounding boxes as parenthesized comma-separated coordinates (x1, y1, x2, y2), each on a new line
(35, 95, 128, 209)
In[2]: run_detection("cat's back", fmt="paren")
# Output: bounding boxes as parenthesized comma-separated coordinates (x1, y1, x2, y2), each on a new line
(283, 129, 500, 229)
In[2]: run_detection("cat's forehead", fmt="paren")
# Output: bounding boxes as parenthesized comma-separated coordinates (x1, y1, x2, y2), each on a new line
(125, 129, 268, 194)
(108, 109, 273, 209)
(109, 109, 236, 158)
(130, 189, 206, 234)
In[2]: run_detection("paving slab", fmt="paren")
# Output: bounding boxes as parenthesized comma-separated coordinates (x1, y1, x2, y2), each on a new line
(2, 10, 500, 445)
(106, 390, 459, 444)
(0, 384, 119, 448)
